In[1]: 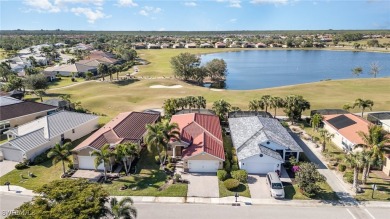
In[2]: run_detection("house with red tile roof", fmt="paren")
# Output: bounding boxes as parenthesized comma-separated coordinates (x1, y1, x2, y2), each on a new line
(71, 111, 159, 170)
(169, 113, 225, 173)
(323, 113, 371, 151)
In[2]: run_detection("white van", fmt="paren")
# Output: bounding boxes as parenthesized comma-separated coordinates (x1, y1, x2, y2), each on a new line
(266, 172, 285, 199)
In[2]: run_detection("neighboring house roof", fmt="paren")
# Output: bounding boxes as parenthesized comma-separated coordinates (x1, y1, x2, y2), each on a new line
(310, 109, 349, 116)
(4, 111, 98, 153)
(73, 112, 160, 151)
(228, 111, 272, 118)
(323, 114, 371, 145)
(367, 112, 390, 120)
(175, 109, 215, 115)
(228, 116, 302, 161)
(43, 98, 69, 108)
(0, 96, 23, 107)
(170, 113, 225, 160)
(45, 63, 95, 73)
(0, 101, 56, 121)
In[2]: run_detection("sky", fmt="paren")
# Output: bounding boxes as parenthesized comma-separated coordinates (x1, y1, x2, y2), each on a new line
(0, 0, 389, 31)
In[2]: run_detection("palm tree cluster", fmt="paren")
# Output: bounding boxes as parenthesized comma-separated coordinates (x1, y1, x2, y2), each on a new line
(145, 120, 180, 167)
(248, 95, 285, 117)
(107, 197, 137, 219)
(163, 96, 206, 118)
(91, 142, 139, 181)
(212, 99, 231, 122)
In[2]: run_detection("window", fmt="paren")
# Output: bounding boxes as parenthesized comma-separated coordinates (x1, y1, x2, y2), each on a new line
(72, 129, 75, 133)
(272, 183, 283, 189)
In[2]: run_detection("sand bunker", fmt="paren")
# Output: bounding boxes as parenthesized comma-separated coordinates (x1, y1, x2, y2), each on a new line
(210, 88, 224, 91)
(150, 85, 183, 89)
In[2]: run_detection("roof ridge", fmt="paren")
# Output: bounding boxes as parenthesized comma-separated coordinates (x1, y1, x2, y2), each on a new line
(193, 120, 222, 143)
(236, 126, 265, 153)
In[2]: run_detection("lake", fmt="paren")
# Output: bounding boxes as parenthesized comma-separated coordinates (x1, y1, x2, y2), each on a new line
(201, 50, 390, 90)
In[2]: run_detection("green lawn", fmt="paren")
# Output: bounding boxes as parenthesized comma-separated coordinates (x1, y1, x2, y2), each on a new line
(48, 76, 86, 89)
(102, 149, 187, 197)
(284, 182, 339, 200)
(219, 181, 251, 198)
(355, 172, 390, 201)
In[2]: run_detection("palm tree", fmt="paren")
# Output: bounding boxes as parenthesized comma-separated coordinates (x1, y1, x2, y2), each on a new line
(356, 125, 390, 184)
(249, 99, 260, 112)
(369, 61, 381, 78)
(318, 128, 334, 152)
(212, 99, 231, 122)
(159, 120, 181, 164)
(47, 142, 72, 176)
(98, 63, 108, 81)
(310, 113, 323, 131)
(259, 95, 272, 113)
(115, 143, 139, 175)
(108, 197, 137, 219)
(352, 67, 363, 77)
(353, 98, 374, 117)
(195, 96, 206, 113)
(145, 123, 165, 167)
(343, 103, 352, 112)
(176, 98, 187, 110)
(284, 95, 311, 124)
(91, 144, 115, 181)
(344, 152, 364, 192)
(186, 96, 197, 113)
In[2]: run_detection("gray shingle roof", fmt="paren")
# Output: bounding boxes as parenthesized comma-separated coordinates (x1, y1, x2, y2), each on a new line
(229, 116, 302, 161)
(7, 111, 98, 153)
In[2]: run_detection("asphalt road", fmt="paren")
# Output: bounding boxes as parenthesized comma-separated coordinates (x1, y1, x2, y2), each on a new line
(0, 194, 32, 219)
(135, 203, 388, 219)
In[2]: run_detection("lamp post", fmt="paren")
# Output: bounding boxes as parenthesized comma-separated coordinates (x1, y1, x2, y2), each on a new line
(4, 181, 10, 191)
(235, 192, 239, 203)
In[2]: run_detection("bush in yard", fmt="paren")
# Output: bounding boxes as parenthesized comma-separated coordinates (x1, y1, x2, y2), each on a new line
(224, 159, 231, 172)
(343, 172, 353, 183)
(231, 164, 239, 171)
(224, 179, 240, 191)
(338, 164, 346, 172)
(217, 169, 228, 181)
(15, 162, 29, 170)
(33, 149, 51, 164)
(295, 162, 326, 198)
(231, 170, 248, 183)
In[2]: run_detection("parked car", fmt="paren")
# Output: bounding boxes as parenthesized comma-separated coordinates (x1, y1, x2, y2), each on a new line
(266, 172, 285, 199)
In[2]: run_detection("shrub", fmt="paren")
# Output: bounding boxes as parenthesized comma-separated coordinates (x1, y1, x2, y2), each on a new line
(224, 159, 231, 172)
(154, 155, 160, 164)
(174, 174, 181, 182)
(338, 164, 346, 172)
(343, 172, 353, 183)
(231, 170, 248, 183)
(63, 138, 72, 144)
(15, 162, 28, 170)
(295, 162, 325, 197)
(217, 169, 228, 181)
(33, 149, 51, 164)
(231, 164, 239, 171)
(224, 179, 240, 191)
(67, 161, 74, 170)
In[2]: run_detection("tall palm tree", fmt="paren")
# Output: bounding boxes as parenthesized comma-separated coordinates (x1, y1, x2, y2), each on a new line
(284, 95, 310, 124)
(356, 125, 390, 184)
(353, 98, 374, 117)
(159, 120, 181, 164)
(108, 197, 137, 219)
(311, 113, 323, 131)
(195, 96, 207, 113)
(98, 63, 108, 81)
(318, 128, 334, 152)
(116, 143, 139, 175)
(270, 96, 285, 118)
(176, 98, 187, 110)
(91, 144, 115, 181)
(259, 95, 272, 113)
(47, 142, 72, 176)
(249, 99, 260, 112)
(344, 152, 364, 192)
(212, 99, 231, 122)
(145, 123, 165, 167)
(186, 96, 197, 113)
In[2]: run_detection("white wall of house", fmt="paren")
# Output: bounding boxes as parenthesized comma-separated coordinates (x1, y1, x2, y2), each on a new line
(323, 123, 354, 151)
(239, 154, 282, 174)
(381, 120, 390, 132)
(5, 110, 53, 132)
(383, 157, 390, 176)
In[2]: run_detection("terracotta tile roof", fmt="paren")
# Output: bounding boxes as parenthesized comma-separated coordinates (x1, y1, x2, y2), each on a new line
(0, 101, 56, 121)
(323, 114, 371, 145)
(72, 112, 159, 151)
(170, 113, 225, 160)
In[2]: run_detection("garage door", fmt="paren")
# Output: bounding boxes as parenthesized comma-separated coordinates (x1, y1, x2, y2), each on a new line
(188, 160, 219, 173)
(1, 147, 23, 162)
(243, 162, 275, 174)
(78, 156, 104, 170)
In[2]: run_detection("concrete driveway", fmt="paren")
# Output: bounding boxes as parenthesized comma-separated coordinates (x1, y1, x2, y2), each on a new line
(0, 160, 18, 177)
(248, 175, 272, 199)
(183, 173, 219, 198)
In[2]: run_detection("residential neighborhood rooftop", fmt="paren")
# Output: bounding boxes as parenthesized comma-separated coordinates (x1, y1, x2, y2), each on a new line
(0, 100, 57, 121)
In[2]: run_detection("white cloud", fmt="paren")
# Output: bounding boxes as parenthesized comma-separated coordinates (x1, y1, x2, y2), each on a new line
(158, 27, 166, 31)
(250, 0, 289, 5)
(54, 0, 104, 7)
(23, 0, 60, 13)
(116, 0, 138, 7)
(139, 6, 162, 16)
(71, 7, 108, 23)
(216, 0, 241, 8)
(229, 18, 237, 23)
(184, 2, 197, 7)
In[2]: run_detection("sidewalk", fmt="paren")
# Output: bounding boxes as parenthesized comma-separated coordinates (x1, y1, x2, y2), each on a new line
(0, 185, 35, 197)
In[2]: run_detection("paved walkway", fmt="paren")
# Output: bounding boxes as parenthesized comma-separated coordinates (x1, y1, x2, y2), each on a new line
(0, 160, 18, 177)
(248, 175, 271, 199)
(182, 172, 219, 198)
(289, 129, 357, 205)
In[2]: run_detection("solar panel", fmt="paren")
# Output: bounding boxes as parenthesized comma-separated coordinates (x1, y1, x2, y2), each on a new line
(327, 115, 356, 129)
